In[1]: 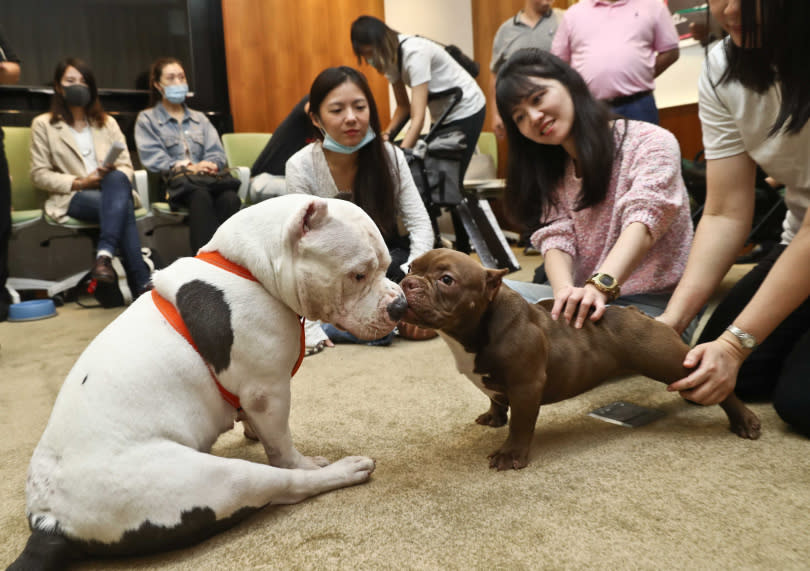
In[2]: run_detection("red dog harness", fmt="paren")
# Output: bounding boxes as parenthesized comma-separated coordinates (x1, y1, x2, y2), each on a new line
(151, 251, 306, 411)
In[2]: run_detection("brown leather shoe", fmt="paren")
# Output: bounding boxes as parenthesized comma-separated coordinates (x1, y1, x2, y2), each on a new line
(90, 255, 116, 283)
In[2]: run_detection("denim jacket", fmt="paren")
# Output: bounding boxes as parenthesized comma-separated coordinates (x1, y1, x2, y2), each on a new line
(134, 102, 227, 174)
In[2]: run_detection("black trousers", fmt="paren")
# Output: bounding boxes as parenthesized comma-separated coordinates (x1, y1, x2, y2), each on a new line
(437, 105, 486, 254)
(0, 127, 11, 305)
(697, 244, 810, 436)
(175, 188, 242, 253)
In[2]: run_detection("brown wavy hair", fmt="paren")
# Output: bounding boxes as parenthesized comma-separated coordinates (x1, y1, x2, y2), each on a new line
(49, 57, 106, 128)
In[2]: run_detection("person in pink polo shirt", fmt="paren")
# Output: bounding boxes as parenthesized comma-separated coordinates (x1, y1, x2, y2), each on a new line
(551, 0, 679, 124)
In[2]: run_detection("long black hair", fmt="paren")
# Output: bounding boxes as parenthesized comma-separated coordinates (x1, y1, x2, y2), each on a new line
(717, 0, 810, 135)
(350, 15, 400, 72)
(49, 57, 106, 128)
(495, 48, 619, 229)
(309, 66, 399, 239)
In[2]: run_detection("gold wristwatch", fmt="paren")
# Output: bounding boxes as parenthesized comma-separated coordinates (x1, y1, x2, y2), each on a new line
(585, 272, 621, 302)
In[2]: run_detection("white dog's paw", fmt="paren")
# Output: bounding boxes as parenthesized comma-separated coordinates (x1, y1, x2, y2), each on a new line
(329, 455, 376, 484)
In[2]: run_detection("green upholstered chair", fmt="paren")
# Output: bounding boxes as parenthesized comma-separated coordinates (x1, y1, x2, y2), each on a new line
(222, 132, 272, 201)
(4, 126, 42, 231)
(476, 131, 498, 172)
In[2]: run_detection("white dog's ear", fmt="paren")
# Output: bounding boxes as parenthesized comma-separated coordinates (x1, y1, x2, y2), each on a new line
(297, 198, 330, 237)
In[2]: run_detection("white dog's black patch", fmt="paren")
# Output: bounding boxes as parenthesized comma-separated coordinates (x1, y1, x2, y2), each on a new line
(176, 280, 234, 373)
(75, 505, 262, 557)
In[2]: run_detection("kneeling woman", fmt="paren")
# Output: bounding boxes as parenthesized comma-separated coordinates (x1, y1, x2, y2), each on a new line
(496, 49, 695, 339)
(30, 58, 150, 296)
(285, 66, 434, 349)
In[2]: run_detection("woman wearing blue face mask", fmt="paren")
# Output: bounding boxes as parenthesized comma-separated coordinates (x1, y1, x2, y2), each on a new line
(285, 66, 435, 350)
(135, 57, 240, 253)
(29, 57, 151, 296)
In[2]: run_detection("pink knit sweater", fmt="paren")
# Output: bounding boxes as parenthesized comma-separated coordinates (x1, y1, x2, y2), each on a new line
(531, 120, 693, 296)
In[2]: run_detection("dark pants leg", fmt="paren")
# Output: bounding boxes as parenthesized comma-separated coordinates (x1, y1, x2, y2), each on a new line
(386, 235, 411, 283)
(439, 105, 487, 254)
(696, 244, 810, 434)
(67, 171, 150, 293)
(612, 93, 659, 125)
(0, 127, 11, 309)
(442, 105, 487, 180)
(182, 188, 241, 253)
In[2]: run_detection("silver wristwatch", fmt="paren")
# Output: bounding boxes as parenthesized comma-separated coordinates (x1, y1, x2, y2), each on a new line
(726, 325, 758, 350)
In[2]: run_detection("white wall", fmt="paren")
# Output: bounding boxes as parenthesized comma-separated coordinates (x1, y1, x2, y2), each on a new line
(383, 0, 474, 54)
(380, 0, 474, 123)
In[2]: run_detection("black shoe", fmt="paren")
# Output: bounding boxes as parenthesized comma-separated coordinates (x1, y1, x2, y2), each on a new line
(0, 299, 8, 322)
(91, 256, 116, 283)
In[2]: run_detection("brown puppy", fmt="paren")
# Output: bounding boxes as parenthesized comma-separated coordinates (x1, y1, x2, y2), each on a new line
(400, 249, 761, 470)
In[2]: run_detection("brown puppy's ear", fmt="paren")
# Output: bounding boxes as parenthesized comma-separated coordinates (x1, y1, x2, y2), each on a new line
(485, 268, 509, 301)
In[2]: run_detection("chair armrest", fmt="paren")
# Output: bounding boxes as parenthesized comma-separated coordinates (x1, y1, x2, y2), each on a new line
(235, 166, 250, 202)
(134, 169, 150, 209)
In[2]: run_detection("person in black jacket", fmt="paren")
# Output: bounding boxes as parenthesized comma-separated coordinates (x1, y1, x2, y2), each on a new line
(248, 95, 318, 202)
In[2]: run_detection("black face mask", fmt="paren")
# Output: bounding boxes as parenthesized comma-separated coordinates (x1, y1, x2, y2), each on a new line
(62, 84, 92, 108)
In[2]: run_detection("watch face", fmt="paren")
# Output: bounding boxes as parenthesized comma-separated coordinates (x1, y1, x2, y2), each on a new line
(742, 337, 755, 349)
(598, 274, 615, 287)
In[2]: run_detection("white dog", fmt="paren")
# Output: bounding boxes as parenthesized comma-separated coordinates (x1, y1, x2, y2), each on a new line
(10, 195, 406, 568)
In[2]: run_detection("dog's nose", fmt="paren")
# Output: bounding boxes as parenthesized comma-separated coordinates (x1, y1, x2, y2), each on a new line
(387, 294, 408, 321)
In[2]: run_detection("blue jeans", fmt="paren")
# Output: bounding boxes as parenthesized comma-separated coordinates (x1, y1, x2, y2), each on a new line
(67, 170, 149, 293)
(612, 93, 659, 125)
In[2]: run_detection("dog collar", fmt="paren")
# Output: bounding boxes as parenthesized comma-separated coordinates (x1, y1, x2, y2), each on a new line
(151, 251, 306, 411)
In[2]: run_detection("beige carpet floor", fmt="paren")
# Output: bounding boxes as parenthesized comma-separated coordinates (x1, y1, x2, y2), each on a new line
(1, 250, 809, 570)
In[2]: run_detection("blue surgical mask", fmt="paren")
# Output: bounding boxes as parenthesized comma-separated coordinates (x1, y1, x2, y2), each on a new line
(321, 128, 376, 154)
(162, 83, 188, 104)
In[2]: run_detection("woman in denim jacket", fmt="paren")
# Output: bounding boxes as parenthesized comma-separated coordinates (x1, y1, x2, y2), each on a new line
(135, 57, 240, 253)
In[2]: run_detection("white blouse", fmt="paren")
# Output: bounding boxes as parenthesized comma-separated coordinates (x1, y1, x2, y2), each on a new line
(285, 141, 434, 267)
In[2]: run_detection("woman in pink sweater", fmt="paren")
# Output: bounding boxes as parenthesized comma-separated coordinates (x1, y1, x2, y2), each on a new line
(496, 48, 694, 337)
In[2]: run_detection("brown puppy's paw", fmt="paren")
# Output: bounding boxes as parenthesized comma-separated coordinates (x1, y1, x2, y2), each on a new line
(487, 447, 529, 470)
(730, 409, 762, 440)
(476, 410, 507, 427)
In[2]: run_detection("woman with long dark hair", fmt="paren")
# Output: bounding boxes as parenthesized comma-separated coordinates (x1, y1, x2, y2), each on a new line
(350, 15, 486, 181)
(285, 66, 434, 349)
(495, 48, 693, 333)
(29, 57, 150, 296)
(660, 0, 810, 436)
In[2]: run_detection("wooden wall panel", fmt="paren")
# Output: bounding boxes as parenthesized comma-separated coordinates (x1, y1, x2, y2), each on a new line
(659, 103, 703, 160)
(222, 0, 388, 133)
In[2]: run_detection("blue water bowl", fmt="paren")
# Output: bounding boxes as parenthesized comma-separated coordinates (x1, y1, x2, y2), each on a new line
(7, 299, 57, 322)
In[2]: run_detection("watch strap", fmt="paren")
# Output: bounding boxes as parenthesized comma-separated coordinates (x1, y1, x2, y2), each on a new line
(725, 324, 758, 350)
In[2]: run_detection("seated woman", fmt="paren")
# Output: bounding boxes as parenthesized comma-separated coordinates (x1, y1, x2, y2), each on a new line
(495, 49, 696, 340)
(285, 66, 435, 349)
(249, 95, 317, 202)
(29, 57, 150, 296)
(135, 57, 241, 254)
